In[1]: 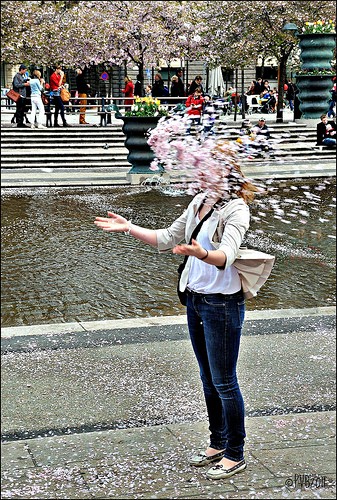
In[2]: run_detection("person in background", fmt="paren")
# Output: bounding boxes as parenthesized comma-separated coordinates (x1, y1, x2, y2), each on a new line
(202, 94, 216, 136)
(175, 68, 186, 102)
(252, 117, 270, 140)
(29, 69, 46, 129)
(134, 74, 143, 98)
(75, 68, 90, 124)
(254, 78, 264, 96)
(316, 114, 336, 148)
(12, 64, 30, 128)
(188, 75, 204, 96)
(170, 75, 181, 104)
(267, 90, 277, 113)
(151, 73, 166, 98)
(327, 78, 336, 118)
(285, 79, 295, 111)
(260, 89, 271, 113)
(246, 80, 257, 95)
(185, 86, 204, 133)
(236, 119, 256, 156)
(263, 80, 270, 91)
(49, 65, 68, 127)
(145, 84, 152, 97)
(121, 76, 134, 111)
(62, 83, 72, 115)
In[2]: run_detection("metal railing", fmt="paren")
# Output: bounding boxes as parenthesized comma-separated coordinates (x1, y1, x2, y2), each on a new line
(0, 95, 189, 114)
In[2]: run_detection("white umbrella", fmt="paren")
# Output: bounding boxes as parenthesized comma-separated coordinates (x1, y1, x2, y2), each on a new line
(208, 66, 226, 97)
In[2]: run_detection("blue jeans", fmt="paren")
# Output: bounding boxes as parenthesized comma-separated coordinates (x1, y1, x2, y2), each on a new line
(186, 289, 246, 462)
(323, 138, 336, 148)
(51, 94, 66, 125)
(186, 116, 201, 134)
(327, 100, 335, 118)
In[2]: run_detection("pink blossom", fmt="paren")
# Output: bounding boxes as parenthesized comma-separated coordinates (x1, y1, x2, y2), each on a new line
(148, 115, 259, 203)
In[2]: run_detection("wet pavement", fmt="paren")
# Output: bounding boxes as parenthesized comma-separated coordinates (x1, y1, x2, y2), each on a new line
(1, 307, 336, 499)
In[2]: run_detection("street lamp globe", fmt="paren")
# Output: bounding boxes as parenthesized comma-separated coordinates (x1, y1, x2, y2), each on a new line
(283, 23, 299, 35)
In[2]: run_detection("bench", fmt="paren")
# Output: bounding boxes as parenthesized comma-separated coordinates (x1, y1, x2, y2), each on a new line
(97, 98, 121, 126)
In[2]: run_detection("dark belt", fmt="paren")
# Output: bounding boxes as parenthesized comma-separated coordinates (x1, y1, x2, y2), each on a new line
(186, 288, 243, 298)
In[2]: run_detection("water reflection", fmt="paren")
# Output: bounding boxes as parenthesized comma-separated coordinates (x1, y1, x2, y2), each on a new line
(1, 178, 336, 327)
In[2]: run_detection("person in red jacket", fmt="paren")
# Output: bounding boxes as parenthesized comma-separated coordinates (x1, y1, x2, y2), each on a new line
(49, 66, 68, 127)
(185, 86, 204, 133)
(121, 76, 134, 111)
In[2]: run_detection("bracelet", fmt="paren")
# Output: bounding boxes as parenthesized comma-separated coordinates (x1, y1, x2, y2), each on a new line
(124, 221, 132, 236)
(199, 249, 209, 261)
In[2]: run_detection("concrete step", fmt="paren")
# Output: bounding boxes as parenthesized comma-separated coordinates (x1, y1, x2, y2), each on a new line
(2, 148, 128, 156)
(1, 129, 124, 134)
(1, 122, 335, 182)
(1, 136, 125, 143)
(1, 161, 131, 169)
(0, 131, 124, 138)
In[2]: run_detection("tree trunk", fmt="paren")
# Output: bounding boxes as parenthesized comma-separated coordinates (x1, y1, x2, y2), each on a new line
(241, 68, 245, 119)
(276, 53, 287, 123)
(138, 59, 144, 97)
(234, 68, 238, 122)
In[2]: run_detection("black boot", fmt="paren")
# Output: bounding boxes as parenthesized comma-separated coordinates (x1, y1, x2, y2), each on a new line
(54, 122, 60, 127)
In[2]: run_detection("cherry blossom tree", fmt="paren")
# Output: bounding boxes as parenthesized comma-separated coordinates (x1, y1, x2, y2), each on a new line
(183, 1, 336, 120)
(1, 1, 189, 86)
(1, 0, 335, 114)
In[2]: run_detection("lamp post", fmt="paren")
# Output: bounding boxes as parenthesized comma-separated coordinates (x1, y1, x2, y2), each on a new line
(276, 23, 298, 123)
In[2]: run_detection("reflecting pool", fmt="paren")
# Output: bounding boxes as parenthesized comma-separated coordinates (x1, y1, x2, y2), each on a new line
(1, 178, 336, 327)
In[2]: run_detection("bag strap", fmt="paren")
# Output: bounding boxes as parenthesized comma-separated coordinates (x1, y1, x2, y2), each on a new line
(180, 206, 214, 270)
(189, 206, 214, 243)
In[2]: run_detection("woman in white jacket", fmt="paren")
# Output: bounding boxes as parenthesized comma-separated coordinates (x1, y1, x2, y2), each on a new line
(94, 161, 259, 481)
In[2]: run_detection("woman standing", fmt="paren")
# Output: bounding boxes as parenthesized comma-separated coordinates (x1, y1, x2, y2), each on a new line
(185, 86, 204, 133)
(94, 149, 260, 480)
(29, 70, 46, 129)
(121, 76, 134, 111)
(49, 65, 68, 127)
(170, 75, 181, 104)
(151, 73, 166, 98)
(75, 68, 91, 124)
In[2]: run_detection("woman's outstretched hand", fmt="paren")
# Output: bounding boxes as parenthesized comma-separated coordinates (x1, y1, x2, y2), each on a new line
(94, 211, 129, 233)
(172, 239, 206, 259)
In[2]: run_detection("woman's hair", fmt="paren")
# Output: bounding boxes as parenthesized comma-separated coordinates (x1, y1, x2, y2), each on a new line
(33, 69, 41, 79)
(171, 75, 178, 82)
(212, 140, 261, 205)
(125, 76, 132, 82)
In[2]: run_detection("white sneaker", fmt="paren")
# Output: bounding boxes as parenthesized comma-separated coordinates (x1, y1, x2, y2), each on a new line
(37, 124, 46, 129)
(190, 449, 226, 467)
(30, 124, 35, 129)
(206, 459, 247, 480)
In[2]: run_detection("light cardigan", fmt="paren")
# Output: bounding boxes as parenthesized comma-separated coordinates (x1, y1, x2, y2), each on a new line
(155, 193, 250, 293)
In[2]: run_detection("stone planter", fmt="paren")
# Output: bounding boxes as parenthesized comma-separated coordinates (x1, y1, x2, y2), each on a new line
(118, 116, 164, 178)
(296, 74, 335, 119)
(298, 33, 336, 71)
(296, 33, 336, 119)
